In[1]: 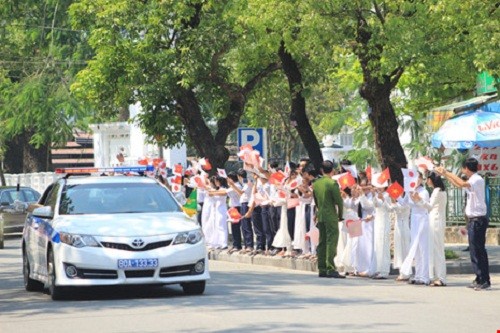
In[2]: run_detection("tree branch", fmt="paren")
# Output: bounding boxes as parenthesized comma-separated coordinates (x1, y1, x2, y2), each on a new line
(389, 67, 404, 89)
(372, 0, 385, 25)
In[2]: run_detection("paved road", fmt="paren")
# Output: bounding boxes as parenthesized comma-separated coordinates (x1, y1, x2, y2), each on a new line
(1, 238, 499, 333)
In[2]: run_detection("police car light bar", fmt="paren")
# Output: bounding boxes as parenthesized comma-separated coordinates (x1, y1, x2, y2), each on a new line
(55, 166, 155, 174)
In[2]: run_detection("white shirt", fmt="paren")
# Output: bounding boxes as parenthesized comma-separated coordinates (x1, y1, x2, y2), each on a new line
(239, 181, 253, 204)
(197, 188, 206, 204)
(227, 186, 241, 208)
(465, 173, 487, 217)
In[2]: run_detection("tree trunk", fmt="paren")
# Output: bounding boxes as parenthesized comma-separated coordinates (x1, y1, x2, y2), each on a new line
(175, 87, 230, 171)
(355, 11, 407, 185)
(3, 131, 51, 173)
(278, 42, 323, 170)
(360, 79, 407, 184)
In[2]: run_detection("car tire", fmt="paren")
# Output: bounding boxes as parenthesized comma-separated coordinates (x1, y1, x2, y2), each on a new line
(23, 248, 44, 292)
(47, 248, 68, 300)
(181, 281, 206, 295)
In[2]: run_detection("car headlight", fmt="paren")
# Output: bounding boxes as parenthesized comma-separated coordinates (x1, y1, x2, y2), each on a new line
(172, 230, 203, 245)
(59, 232, 101, 248)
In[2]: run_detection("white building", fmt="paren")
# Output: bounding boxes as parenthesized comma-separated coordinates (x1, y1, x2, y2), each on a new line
(90, 103, 187, 168)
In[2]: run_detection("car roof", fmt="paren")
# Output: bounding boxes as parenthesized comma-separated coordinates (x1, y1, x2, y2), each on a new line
(64, 175, 159, 186)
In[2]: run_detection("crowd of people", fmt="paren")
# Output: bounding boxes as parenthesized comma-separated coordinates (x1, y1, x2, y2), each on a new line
(163, 156, 491, 290)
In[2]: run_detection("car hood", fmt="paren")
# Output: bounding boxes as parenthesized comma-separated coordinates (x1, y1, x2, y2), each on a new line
(53, 212, 199, 237)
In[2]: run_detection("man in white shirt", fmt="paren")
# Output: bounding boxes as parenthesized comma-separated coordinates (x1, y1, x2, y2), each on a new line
(437, 157, 490, 291)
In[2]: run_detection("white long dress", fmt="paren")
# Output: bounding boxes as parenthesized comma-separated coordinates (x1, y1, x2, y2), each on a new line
(355, 193, 375, 274)
(337, 197, 357, 272)
(369, 193, 392, 277)
(390, 197, 411, 269)
(203, 193, 228, 249)
(420, 188, 447, 283)
(272, 197, 292, 249)
(201, 194, 214, 245)
(293, 195, 311, 252)
(400, 186, 430, 283)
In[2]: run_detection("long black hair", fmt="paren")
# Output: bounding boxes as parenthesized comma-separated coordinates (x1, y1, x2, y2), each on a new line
(428, 171, 446, 191)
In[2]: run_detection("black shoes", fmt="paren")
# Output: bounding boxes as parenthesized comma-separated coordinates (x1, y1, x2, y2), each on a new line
(319, 271, 346, 279)
(474, 281, 491, 291)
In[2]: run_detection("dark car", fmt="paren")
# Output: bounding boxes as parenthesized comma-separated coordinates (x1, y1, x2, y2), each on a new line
(0, 186, 41, 249)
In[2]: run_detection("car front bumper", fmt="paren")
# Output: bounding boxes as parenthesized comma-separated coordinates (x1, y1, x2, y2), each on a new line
(53, 240, 209, 286)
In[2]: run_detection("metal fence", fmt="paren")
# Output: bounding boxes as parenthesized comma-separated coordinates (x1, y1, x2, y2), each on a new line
(446, 176, 500, 227)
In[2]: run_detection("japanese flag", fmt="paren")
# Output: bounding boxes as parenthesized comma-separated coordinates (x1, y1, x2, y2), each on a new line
(198, 158, 212, 171)
(415, 156, 434, 171)
(174, 164, 183, 176)
(191, 175, 206, 189)
(217, 168, 228, 178)
(402, 168, 419, 192)
(171, 183, 182, 193)
(284, 161, 291, 177)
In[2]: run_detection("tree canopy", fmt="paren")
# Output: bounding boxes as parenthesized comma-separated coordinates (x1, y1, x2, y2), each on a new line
(0, 0, 498, 174)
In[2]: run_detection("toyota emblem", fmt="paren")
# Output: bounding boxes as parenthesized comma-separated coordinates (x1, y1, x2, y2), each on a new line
(131, 238, 145, 248)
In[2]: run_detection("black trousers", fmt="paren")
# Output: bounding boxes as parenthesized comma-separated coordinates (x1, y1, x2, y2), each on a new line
(252, 206, 265, 250)
(467, 216, 490, 284)
(230, 206, 242, 250)
(240, 202, 254, 249)
(197, 203, 204, 226)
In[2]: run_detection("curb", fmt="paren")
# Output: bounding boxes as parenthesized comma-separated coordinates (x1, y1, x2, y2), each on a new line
(208, 250, 500, 275)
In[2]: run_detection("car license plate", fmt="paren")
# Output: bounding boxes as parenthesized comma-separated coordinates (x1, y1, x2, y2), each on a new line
(117, 258, 158, 269)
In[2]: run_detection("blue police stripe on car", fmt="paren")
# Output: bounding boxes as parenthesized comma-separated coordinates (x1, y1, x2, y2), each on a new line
(31, 216, 60, 244)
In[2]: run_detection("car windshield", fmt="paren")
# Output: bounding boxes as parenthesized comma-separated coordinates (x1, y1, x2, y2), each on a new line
(59, 182, 182, 215)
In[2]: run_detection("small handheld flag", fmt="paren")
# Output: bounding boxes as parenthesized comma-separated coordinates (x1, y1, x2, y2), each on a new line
(227, 207, 242, 223)
(182, 189, 198, 217)
(338, 172, 356, 190)
(387, 181, 404, 200)
(217, 168, 228, 178)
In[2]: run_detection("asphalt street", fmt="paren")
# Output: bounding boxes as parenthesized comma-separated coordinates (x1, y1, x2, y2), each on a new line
(0, 238, 499, 333)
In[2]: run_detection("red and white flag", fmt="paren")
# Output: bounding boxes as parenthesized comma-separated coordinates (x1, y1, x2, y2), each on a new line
(173, 164, 183, 175)
(217, 168, 227, 178)
(198, 158, 212, 171)
(414, 156, 434, 171)
(284, 161, 291, 177)
(402, 168, 419, 192)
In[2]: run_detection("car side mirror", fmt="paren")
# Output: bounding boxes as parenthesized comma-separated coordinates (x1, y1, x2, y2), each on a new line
(32, 206, 54, 219)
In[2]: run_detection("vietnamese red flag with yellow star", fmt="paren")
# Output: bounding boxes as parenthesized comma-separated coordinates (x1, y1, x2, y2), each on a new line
(227, 207, 242, 223)
(338, 172, 356, 190)
(377, 167, 390, 185)
(269, 171, 286, 185)
(387, 181, 404, 200)
(365, 165, 372, 181)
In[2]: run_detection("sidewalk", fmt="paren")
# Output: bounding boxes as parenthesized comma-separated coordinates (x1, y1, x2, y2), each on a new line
(208, 244, 500, 275)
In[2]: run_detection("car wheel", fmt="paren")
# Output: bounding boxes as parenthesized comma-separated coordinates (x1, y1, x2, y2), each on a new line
(23, 248, 44, 292)
(47, 248, 67, 300)
(181, 281, 206, 295)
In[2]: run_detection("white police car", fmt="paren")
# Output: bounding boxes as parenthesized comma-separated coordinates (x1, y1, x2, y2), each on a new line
(22, 166, 209, 300)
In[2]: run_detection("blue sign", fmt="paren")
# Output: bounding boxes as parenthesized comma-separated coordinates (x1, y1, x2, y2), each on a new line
(237, 128, 267, 160)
